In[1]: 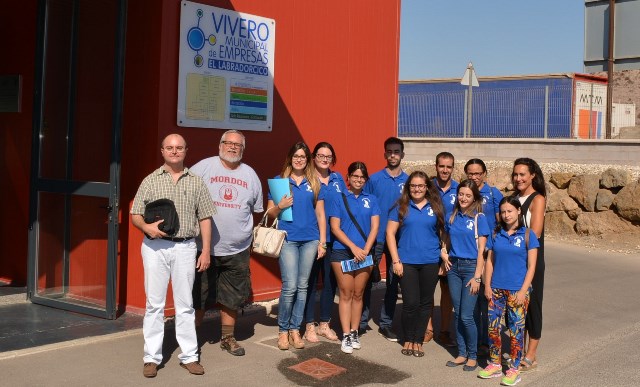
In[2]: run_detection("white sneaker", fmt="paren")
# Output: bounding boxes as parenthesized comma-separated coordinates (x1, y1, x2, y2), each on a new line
(350, 330, 361, 350)
(341, 335, 353, 354)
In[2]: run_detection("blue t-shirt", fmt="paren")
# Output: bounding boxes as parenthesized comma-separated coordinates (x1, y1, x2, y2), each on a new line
(490, 227, 540, 291)
(268, 175, 325, 242)
(364, 169, 409, 242)
(327, 191, 381, 250)
(321, 171, 348, 242)
(388, 201, 441, 264)
(446, 212, 490, 260)
(479, 183, 503, 232)
(434, 178, 459, 219)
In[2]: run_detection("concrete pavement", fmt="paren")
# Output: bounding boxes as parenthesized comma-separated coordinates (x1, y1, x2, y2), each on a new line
(1, 241, 639, 386)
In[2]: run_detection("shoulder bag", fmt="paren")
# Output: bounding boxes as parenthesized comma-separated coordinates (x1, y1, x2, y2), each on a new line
(252, 210, 287, 258)
(341, 193, 377, 277)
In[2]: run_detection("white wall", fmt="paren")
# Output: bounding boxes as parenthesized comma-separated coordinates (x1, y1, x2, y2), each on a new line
(402, 138, 640, 166)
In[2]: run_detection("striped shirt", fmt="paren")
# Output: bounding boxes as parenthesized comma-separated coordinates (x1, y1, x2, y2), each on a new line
(131, 167, 216, 238)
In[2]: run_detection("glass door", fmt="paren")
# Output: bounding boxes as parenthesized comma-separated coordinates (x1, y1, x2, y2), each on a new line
(27, 0, 126, 319)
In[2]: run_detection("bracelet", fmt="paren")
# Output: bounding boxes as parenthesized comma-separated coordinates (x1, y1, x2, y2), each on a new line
(474, 277, 482, 283)
(393, 261, 401, 265)
(319, 243, 327, 249)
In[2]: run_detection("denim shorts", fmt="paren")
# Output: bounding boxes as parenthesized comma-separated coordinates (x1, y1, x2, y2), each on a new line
(330, 248, 354, 263)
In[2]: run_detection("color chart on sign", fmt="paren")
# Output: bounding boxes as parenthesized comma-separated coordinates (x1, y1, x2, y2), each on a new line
(229, 80, 268, 121)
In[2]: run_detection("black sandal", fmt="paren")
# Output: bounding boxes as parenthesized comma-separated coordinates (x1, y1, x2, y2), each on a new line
(412, 343, 424, 357)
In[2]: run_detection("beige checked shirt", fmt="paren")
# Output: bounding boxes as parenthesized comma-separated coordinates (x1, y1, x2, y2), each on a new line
(131, 167, 216, 238)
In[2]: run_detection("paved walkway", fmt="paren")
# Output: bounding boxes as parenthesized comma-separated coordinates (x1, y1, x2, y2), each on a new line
(1, 241, 640, 386)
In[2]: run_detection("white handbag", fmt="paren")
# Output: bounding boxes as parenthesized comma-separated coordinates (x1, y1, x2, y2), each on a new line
(252, 211, 287, 258)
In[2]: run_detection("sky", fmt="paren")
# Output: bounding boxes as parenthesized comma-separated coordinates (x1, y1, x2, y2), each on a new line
(399, 0, 585, 80)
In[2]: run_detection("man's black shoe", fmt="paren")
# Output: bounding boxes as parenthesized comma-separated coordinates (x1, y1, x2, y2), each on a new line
(358, 326, 368, 336)
(378, 327, 398, 342)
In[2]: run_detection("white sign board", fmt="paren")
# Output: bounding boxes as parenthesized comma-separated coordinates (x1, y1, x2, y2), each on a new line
(460, 63, 479, 87)
(177, 1, 276, 131)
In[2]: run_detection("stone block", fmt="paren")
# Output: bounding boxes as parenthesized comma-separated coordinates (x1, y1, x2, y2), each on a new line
(550, 173, 574, 189)
(567, 175, 600, 212)
(614, 183, 640, 222)
(595, 189, 615, 211)
(545, 211, 576, 236)
(600, 168, 631, 189)
(486, 167, 512, 192)
(576, 211, 637, 235)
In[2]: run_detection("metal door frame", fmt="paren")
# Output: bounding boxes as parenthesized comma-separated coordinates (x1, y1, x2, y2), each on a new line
(27, 0, 127, 319)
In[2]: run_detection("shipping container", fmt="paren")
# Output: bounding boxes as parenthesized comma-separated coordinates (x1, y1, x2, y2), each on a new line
(611, 103, 636, 138)
(399, 73, 608, 139)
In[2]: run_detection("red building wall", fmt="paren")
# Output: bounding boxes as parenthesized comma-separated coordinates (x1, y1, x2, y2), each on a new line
(0, 0, 400, 314)
(122, 0, 401, 313)
(0, 1, 37, 285)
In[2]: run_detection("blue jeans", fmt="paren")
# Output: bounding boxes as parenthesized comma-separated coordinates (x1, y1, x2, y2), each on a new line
(304, 244, 337, 324)
(360, 242, 398, 330)
(278, 240, 318, 332)
(447, 257, 480, 360)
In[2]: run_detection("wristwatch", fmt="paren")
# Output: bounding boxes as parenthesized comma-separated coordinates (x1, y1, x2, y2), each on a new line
(474, 277, 482, 283)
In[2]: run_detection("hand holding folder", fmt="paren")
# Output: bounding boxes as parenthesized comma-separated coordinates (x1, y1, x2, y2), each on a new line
(268, 178, 293, 221)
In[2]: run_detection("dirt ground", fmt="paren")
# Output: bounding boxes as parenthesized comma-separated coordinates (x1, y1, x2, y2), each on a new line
(548, 230, 640, 255)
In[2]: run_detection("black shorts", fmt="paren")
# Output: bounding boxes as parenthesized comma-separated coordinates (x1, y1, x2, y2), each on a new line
(192, 247, 251, 310)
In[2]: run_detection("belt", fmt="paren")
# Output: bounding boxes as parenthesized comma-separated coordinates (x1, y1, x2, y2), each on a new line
(160, 236, 193, 242)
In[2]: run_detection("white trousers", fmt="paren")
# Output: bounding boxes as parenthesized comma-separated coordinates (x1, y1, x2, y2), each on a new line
(141, 237, 198, 364)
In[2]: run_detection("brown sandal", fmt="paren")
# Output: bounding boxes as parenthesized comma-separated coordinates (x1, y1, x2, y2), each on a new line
(423, 329, 434, 343)
(277, 331, 289, 350)
(289, 329, 305, 349)
(303, 323, 319, 343)
(317, 322, 339, 341)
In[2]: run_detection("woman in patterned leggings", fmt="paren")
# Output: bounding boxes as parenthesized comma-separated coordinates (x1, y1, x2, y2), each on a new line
(478, 196, 538, 386)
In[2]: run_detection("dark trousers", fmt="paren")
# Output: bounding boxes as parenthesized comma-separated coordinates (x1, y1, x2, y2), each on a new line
(360, 242, 399, 329)
(304, 244, 337, 324)
(399, 262, 440, 343)
(525, 246, 545, 339)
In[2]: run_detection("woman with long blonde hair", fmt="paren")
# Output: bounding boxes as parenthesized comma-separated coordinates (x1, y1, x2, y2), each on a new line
(266, 142, 326, 351)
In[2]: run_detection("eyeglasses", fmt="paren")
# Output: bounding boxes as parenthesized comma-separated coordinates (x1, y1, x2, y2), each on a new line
(315, 154, 333, 161)
(221, 141, 243, 148)
(162, 146, 186, 153)
(466, 172, 484, 177)
(350, 174, 366, 181)
(409, 184, 427, 190)
(292, 155, 307, 161)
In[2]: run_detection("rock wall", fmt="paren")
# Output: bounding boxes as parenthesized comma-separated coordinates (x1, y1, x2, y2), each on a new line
(547, 169, 639, 236)
(405, 163, 640, 237)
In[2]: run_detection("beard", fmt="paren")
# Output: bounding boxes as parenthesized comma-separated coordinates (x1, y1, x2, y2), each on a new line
(220, 150, 242, 163)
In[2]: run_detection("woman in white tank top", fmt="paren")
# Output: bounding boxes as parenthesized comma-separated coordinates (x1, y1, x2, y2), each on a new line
(512, 158, 546, 372)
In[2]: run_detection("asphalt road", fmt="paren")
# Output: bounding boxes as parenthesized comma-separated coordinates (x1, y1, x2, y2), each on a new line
(1, 241, 639, 386)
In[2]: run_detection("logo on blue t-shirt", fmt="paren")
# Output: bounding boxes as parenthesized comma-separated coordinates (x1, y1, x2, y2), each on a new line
(332, 182, 342, 193)
(398, 183, 405, 193)
(305, 183, 312, 192)
(466, 219, 474, 230)
(449, 194, 456, 205)
(427, 207, 434, 216)
(513, 236, 524, 247)
(362, 198, 371, 208)
(482, 195, 488, 205)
